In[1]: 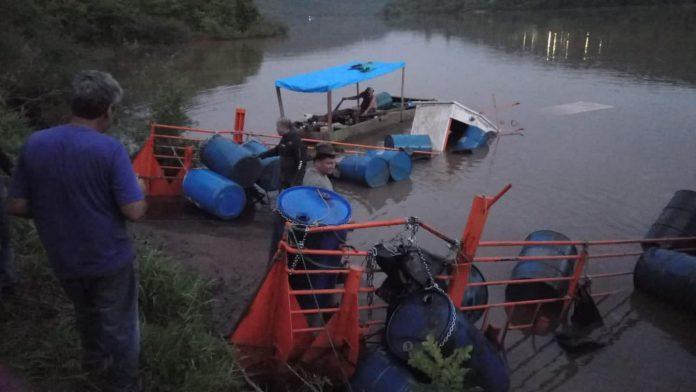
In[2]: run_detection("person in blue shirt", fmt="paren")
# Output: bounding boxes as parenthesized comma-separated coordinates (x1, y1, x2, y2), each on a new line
(8, 70, 147, 392)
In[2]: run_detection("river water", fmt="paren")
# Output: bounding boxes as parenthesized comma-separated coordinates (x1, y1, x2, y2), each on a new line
(100, 6, 695, 391)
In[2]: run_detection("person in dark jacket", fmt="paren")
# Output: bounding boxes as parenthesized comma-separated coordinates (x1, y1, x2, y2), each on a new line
(258, 118, 307, 190)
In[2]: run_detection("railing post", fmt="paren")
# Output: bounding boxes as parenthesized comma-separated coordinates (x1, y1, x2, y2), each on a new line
(233, 108, 246, 143)
(562, 243, 589, 315)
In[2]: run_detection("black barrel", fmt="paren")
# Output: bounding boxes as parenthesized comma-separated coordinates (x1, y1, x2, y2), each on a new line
(643, 190, 696, 254)
(504, 230, 577, 335)
(634, 248, 696, 313)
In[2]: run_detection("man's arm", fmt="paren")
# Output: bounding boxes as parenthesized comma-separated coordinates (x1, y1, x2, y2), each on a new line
(120, 200, 147, 221)
(112, 145, 147, 222)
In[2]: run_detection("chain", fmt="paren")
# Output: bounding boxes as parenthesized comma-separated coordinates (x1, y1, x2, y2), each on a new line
(364, 247, 378, 319)
(414, 244, 457, 348)
(289, 225, 310, 272)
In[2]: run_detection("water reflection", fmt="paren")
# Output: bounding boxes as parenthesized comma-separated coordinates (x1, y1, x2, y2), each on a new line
(386, 6, 696, 85)
(336, 177, 414, 214)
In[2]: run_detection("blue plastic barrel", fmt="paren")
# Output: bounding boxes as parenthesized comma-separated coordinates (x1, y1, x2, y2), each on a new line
(350, 349, 418, 392)
(504, 230, 577, 335)
(241, 140, 281, 192)
(199, 135, 262, 188)
(634, 248, 696, 313)
(384, 134, 432, 154)
(386, 290, 457, 362)
(643, 190, 696, 254)
(277, 186, 352, 226)
(367, 150, 412, 182)
(182, 169, 246, 220)
(241, 139, 268, 155)
(452, 126, 492, 153)
(453, 313, 510, 392)
(338, 155, 390, 188)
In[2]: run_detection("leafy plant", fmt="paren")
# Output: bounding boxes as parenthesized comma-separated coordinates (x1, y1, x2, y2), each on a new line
(408, 335, 482, 392)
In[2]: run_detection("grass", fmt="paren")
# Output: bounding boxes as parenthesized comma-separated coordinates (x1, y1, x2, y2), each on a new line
(0, 221, 247, 391)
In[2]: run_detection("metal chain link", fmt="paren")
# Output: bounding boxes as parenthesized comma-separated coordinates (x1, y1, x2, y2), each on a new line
(414, 243, 458, 348)
(364, 247, 378, 319)
(289, 225, 310, 272)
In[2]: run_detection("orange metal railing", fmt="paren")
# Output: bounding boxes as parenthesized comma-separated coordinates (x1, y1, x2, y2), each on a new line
(230, 184, 696, 378)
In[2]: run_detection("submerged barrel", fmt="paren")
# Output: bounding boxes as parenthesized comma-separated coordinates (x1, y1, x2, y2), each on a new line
(199, 134, 262, 188)
(504, 230, 577, 335)
(338, 155, 390, 188)
(452, 126, 493, 153)
(634, 248, 696, 313)
(241, 139, 281, 192)
(453, 313, 510, 392)
(386, 290, 457, 362)
(350, 349, 418, 392)
(459, 264, 488, 323)
(385, 134, 432, 153)
(367, 150, 413, 182)
(643, 190, 696, 254)
(182, 169, 246, 220)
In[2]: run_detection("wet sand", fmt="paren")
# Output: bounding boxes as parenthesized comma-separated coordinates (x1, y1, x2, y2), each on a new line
(133, 197, 276, 334)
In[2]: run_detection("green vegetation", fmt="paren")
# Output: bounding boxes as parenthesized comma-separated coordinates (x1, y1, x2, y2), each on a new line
(408, 335, 481, 391)
(0, 224, 247, 391)
(383, 0, 696, 16)
(0, 0, 282, 134)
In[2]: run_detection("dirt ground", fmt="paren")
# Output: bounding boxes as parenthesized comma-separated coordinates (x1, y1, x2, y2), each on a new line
(132, 196, 277, 335)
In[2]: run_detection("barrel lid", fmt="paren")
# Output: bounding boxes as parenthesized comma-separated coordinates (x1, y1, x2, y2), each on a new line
(277, 186, 352, 226)
(385, 289, 457, 361)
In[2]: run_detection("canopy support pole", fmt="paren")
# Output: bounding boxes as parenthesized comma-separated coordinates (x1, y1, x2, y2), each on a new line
(327, 91, 333, 133)
(276, 87, 285, 118)
(400, 67, 405, 122)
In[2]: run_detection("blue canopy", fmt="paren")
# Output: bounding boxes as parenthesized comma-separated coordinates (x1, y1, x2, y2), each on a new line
(275, 61, 405, 93)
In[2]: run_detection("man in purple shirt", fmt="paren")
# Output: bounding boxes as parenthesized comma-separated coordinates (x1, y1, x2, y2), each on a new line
(8, 70, 146, 391)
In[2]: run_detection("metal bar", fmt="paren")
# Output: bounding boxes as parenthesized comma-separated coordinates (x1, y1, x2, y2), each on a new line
(419, 222, 457, 245)
(479, 236, 696, 247)
(291, 307, 339, 315)
(473, 254, 582, 263)
(327, 90, 333, 133)
(438, 275, 575, 286)
(305, 218, 408, 233)
(276, 86, 285, 118)
(281, 243, 368, 257)
(153, 134, 203, 142)
(299, 137, 437, 156)
(286, 269, 350, 275)
(587, 251, 644, 260)
(400, 67, 405, 122)
(488, 183, 512, 207)
(459, 296, 570, 312)
(153, 123, 233, 134)
(562, 245, 588, 315)
(289, 288, 345, 295)
(159, 165, 185, 170)
(293, 326, 325, 333)
(359, 304, 389, 311)
(586, 271, 633, 279)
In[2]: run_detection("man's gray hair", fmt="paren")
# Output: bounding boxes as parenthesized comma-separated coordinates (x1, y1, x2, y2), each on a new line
(70, 70, 123, 119)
